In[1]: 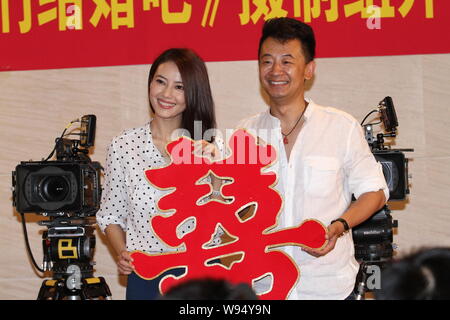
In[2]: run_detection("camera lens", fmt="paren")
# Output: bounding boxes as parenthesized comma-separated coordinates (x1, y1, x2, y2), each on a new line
(40, 176, 70, 202)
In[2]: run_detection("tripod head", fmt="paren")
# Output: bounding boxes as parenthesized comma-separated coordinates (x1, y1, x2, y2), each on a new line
(38, 216, 96, 274)
(35, 215, 111, 300)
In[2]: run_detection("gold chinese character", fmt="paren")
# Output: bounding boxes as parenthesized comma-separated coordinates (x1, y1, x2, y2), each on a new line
(239, 0, 287, 25)
(90, 0, 134, 29)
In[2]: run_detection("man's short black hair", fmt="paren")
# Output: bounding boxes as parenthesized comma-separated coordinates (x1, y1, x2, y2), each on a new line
(258, 17, 316, 63)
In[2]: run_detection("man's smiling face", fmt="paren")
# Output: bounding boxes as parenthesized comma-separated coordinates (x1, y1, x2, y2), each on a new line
(259, 37, 315, 106)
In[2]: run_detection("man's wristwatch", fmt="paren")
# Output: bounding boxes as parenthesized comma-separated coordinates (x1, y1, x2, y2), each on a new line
(330, 218, 350, 233)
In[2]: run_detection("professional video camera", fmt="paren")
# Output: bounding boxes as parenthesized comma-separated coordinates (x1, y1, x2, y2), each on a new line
(352, 97, 413, 299)
(12, 115, 111, 300)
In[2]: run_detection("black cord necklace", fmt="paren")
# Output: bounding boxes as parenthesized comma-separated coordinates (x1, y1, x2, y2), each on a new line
(282, 102, 308, 144)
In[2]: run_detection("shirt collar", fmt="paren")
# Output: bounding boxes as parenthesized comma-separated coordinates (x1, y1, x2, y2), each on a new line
(304, 98, 315, 120)
(264, 98, 316, 126)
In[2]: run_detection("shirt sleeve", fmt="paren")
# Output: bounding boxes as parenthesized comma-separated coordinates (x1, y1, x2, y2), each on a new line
(96, 138, 129, 233)
(344, 120, 390, 201)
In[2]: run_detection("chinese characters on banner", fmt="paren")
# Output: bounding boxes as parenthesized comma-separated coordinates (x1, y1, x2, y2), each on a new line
(0, 1, 449, 71)
(0, 0, 437, 32)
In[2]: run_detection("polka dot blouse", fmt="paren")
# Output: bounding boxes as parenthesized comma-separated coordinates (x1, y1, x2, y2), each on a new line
(96, 122, 198, 253)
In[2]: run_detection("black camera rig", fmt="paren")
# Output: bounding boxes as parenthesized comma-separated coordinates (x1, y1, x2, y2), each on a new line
(352, 97, 414, 299)
(12, 115, 111, 300)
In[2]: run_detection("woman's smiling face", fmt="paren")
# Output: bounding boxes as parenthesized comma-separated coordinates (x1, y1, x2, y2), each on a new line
(149, 61, 186, 122)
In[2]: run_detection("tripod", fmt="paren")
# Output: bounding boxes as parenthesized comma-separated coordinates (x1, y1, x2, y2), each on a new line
(354, 260, 390, 300)
(35, 217, 111, 300)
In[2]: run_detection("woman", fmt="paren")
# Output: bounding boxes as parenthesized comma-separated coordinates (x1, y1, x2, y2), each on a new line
(97, 48, 220, 300)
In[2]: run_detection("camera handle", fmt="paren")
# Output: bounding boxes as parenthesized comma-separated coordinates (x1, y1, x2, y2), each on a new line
(364, 124, 398, 151)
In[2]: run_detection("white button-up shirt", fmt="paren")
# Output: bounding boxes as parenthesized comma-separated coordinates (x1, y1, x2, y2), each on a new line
(237, 100, 389, 300)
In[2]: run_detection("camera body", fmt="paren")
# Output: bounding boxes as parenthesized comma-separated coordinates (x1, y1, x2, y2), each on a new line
(12, 160, 101, 217)
(12, 115, 101, 217)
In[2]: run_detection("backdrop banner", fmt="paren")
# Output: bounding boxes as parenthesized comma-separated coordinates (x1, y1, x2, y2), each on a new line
(1, 0, 449, 71)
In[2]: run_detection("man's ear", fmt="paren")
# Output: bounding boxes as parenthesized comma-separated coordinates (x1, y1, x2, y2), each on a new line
(305, 60, 316, 80)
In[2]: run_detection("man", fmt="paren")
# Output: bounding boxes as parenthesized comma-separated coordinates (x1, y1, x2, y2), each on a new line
(238, 18, 389, 299)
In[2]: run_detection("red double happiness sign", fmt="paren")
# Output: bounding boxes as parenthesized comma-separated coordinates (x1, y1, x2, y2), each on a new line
(1, 0, 449, 71)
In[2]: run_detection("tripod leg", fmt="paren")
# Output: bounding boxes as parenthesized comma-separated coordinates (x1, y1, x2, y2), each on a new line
(355, 263, 368, 300)
(37, 279, 61, 300)
(81, 277, 112, 300)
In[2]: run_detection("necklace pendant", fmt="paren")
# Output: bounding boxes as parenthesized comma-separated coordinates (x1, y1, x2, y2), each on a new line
(283, 136, 288, 144)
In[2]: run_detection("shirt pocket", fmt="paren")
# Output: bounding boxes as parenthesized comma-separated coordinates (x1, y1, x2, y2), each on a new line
(303, 156, 341, 198)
